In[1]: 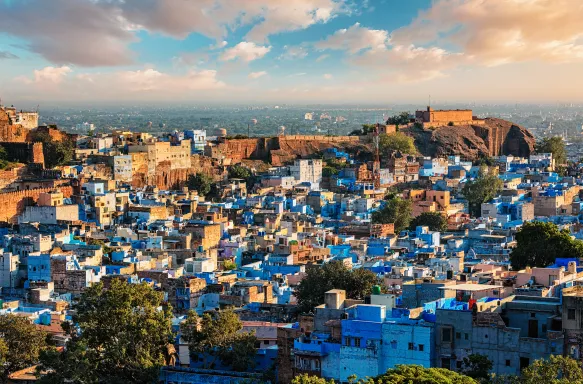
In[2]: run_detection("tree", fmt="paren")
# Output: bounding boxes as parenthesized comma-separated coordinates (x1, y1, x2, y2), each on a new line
(223, 260, 237, 270)
(461, 354, 493, 382)
(30, 132, 75, 168)
(38, 279, 174, 383)
(292, 374, 335, 384)
(379, 132, 417, 155)
(520, 355, 583, 384)
(294, 261, 384, 313)
(386, 112, 411, 126)
(0, 314, 47, 382)
(510, 221, 583, 270)
(188, 173, 213, 196)
(373, 365, 477, 384)
(180, 309, 256, 372)
(323, 166, 339, 177)
(228, 164, 251, 179)
(462, 169, 503, 217)
(349, 124, 376, 136)
(371, 197, 412, 233)
(409, 212, 447, 232)
(535, 136, 566, 165)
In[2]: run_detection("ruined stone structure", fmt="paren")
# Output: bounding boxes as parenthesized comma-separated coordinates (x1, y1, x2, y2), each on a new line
(407, 118, 535, 160)
(206, 135, 362, 166)
(0, 186, 73, 223)
(0, 107, 29, 142)
(0, 142, 45, 166)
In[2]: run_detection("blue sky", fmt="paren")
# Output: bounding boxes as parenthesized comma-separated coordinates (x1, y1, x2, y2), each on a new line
(0, 0, 582, 104)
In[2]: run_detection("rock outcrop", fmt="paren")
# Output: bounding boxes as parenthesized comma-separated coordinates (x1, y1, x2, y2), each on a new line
(404, 118, 535, 159)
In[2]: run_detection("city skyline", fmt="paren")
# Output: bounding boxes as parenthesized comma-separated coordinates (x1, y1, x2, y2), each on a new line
(1, 0, 582, 104)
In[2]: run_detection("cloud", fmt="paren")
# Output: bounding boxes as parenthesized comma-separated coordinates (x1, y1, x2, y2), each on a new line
(0, 0, 135, 66)
(315, 54, 330, 62)
(14, 66, 226, 100)
(279, 45, 309, 60)
(0, 51, 18, 60)
(16, 66, 72, 85)
(249, 71, 268, 79)
(391, 0, 583, 66)
(221, 42, 271, 62)
(323, 74, 333, 79)
(0, 0, 345, 66)
(315, 22, 388, 53)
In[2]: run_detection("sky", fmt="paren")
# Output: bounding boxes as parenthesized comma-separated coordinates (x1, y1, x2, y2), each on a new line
(0, 0, 582, 105)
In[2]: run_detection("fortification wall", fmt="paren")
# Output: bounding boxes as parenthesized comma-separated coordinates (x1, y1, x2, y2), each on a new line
(0, 142, 45, 166)
(0, 186, 73, 223)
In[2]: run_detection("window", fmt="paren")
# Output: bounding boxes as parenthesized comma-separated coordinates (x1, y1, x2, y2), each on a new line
(408, 342, 414, 350)
(568, 308, 576, 320)
(456, 332, 461, 339)
(419, 344, 424, 352)
(442, 327, 452, 343)
(464, 333, 469, 340)
(263, 340, 270, 345)
(344, 337, 350, 346)
(506, 359, 511, 367)
(354, 338, 361, 347)
(456, 360, 462, 369)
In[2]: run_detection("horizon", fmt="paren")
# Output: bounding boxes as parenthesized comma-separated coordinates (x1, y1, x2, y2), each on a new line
(1, 0, 582, 104)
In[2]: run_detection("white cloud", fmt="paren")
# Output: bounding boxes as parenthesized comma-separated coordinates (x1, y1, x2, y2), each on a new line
(16, 66, 72, 84)
(249, 71, 267, 79)
(0, 0, 346, 66)
(391, 0, 583, 66)
(323, 73, 333, 79)
(279, 45, 309, 60)
(221, 42, 271, 62)
(315, 22, 388, 53)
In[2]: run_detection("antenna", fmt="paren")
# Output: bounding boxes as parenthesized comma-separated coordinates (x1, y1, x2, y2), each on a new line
(429, 94, 431, 108)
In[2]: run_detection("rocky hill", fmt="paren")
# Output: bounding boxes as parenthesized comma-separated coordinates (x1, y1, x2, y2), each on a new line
(403, 118, 535, 159)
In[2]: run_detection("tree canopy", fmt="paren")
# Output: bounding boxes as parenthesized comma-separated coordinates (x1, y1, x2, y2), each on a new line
(462, 168, 503, 217)
(30, 131, 75, 168)
(510, 221, 583, 270)
(409, 212, 447, 232)
(228, 164, 252, 179)
(379, 133, 417, 155)
(461, 354, 493, 382)
(0, 314, 48, 382)
(294, 260, 384, 313)
(38, 279, 174, 383)
(535, 136, 566, 165)
(349, 124, 377, 136)
(180, 309, 256, 372)
(386, 112, 411, 126)
(520, 355, 583, 384)
(187, 173, 213, 196)
(372, 197, 412, 233)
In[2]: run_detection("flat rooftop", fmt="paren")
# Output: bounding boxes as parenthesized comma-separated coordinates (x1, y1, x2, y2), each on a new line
(439, 284, 503, 292)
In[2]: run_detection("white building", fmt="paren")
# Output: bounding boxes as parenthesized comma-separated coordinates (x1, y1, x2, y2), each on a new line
(0, 251, 19, 288)
(304, 112, 314, 121)
(76, 122, 95, 131)
(290, 159, 323, 185)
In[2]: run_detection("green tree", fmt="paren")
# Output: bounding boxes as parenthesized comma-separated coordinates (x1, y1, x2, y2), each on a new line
(187, 173, 213, 196)
(223, 260, 237, 270)
(31, 132, 75, 168)
(38, 279, 174, 383)
(323, 166, 339, 177)
(462, 169, 503, 217)
(372, 365, 477, 384)
(0, 314, 47, 382)
(510, 221, 583, 270)
(372, 197, 412, 233)
(409, 212, 447, 232)
(520, 355, 583, 384)
(292, 374, 335, 384)
(180, 309, 256, 372)
(379, 132, 417, 155)
(386, 112, 411, 126)
(535, 136, 567, 165)
(228, 164, 252, 179)
(0, 145, 7, 161)
(461, 354, 493, 382)
(294, 260, 384, 313)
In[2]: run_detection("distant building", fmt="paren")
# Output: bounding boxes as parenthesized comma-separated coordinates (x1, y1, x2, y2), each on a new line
(415, 107, 484, 127)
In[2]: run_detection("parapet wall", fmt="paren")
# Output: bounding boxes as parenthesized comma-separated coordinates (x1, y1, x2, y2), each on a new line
(0, 186, 73, 223)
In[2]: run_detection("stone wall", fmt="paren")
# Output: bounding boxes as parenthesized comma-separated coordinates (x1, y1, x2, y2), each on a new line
(0, 186, 73, 223)
(0, 142, 44, 166)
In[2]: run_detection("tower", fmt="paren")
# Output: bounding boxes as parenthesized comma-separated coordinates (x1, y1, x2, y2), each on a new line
(373, 123, 381, 189)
